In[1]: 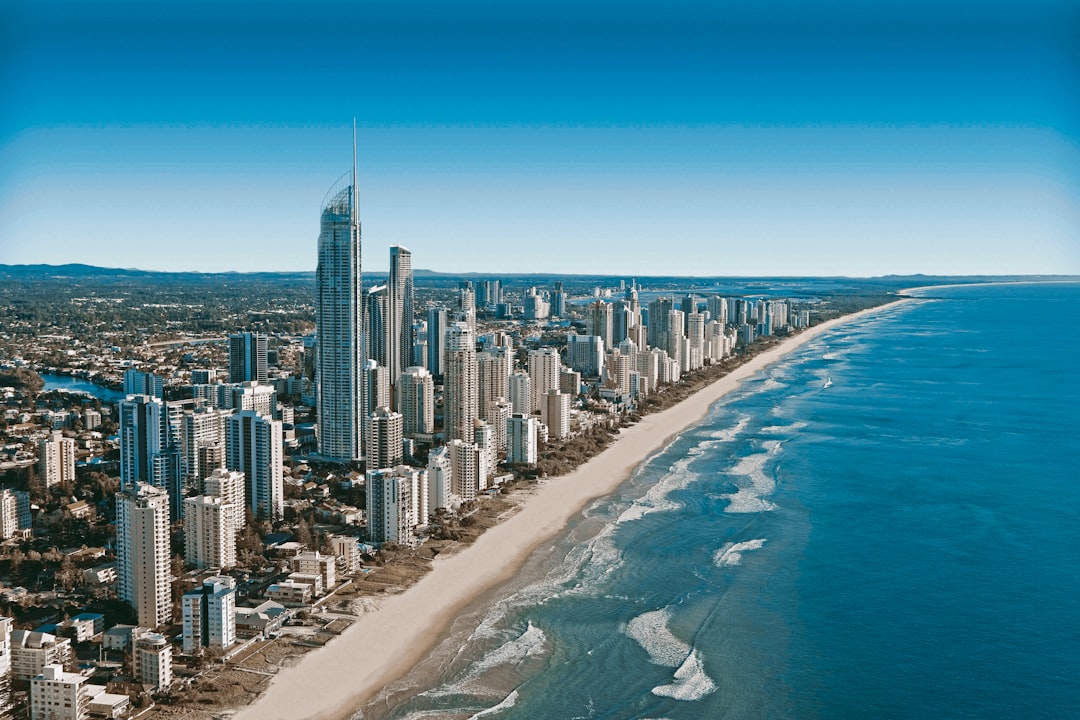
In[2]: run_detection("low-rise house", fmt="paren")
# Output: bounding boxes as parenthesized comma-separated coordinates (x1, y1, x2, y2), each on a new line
(234, 600, 287, 638)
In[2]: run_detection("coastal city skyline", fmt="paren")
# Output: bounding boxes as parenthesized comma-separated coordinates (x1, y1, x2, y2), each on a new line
(2, 0, 1079, 276)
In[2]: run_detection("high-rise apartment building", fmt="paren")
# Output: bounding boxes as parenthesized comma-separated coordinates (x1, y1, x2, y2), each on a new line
(507, 414, 538, 466)
(37, 431, 75, 489)
(541, 390, 571, 440)
(204, 467, 246, 537)
(366, 466, 427, 544)
(387, 246, 414, 398)
(315, 158, 363, 462)
(0, 490, 18, 540)
(179, 406, 227, 486)
(426, 308, 447, 378)
(123, 368, 163, 398)
(229, 332, 268, 383)
(119, 395, 179, 498)
(444, 322, 478, 442)
(226, 410, 283, 520)
(528, 347, 561, 412)
(363, 284, 388, 369)
(368, 407, 403, 470)
(182, 576, 236, 654)
(447, 439, 487, 501)
(359, 360, 390, 455)
(183, 495, 236, 569)
(508, 372, 532, 415)
(117, 483, 171, 628)
(396, 366, 434, 437)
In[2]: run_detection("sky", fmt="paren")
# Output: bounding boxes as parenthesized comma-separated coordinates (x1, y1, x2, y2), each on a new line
(1, 0, 1079, 276)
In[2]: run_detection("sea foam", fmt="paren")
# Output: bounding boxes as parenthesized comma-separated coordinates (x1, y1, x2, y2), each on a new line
(624, 609, 718, 702)
(721, 440, 782, 513)
(714, 538, 767, 567)
(651, 650, 717, 701)
(465, 690, 519, 719)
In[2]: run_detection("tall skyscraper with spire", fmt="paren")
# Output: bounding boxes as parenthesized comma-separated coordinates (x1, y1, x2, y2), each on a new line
(387, 245, 414, 400)
(315, 125, 363, 462)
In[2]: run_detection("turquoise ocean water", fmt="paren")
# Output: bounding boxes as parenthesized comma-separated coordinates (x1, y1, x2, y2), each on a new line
(358, 283, 1080, 720)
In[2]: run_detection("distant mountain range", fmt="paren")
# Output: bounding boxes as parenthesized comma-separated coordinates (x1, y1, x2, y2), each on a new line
(1, 263, 1076, 287)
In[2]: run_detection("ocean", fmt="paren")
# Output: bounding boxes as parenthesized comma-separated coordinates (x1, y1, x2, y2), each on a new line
(357, 282, 1080, 720)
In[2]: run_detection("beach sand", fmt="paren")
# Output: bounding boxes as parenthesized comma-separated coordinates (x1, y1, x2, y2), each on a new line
(233, 300, 907, 720)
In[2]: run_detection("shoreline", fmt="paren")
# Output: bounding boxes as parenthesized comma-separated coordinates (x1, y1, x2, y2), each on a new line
(233, 298, 911, 720)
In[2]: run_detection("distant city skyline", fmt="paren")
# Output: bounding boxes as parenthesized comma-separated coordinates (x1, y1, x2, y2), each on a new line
(1, 1, 1079, 276)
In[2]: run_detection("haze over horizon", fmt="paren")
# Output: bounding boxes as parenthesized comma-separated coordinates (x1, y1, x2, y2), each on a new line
(2, 0, 1079, 276)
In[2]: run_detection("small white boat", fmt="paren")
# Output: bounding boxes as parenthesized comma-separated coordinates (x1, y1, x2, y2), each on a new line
(823, 376, 833, 389)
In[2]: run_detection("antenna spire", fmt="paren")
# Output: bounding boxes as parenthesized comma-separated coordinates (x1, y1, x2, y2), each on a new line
(352, 117, 358, 229)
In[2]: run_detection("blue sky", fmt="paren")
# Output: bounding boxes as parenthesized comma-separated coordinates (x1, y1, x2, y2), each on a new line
(1, 0, 1079, 275)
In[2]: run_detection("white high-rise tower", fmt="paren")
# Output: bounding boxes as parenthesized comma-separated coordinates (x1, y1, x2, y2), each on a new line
(316, 123, 363, 462)
(117, 483, 172, 628)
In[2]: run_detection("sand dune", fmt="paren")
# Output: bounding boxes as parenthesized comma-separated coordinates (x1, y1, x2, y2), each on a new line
(234, 300, 905, 720)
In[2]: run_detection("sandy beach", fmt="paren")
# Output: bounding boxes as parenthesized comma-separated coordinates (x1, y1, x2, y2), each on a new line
(234, 299, 909, 720)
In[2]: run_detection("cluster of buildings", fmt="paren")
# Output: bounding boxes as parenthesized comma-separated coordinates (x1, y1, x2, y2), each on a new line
(0, 159, 811, 720)
(312, 170, 805, 545)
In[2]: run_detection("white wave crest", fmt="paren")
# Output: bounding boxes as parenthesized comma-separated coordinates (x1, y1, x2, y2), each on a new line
(714, 538, 766, 567)
(651, 649, 717, 701)
(721, 441, 781, 514)
(471, 622, 547, 676)
(624, 609, 689, 668)
(466, 690, 519, 719)
(617, 420, 745, 524)
(707, 415, 750, 443)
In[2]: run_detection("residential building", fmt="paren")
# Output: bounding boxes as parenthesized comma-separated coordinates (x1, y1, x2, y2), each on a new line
(182, 576, 236, 654)
(315, 168, 363, 462)
(387, 246, 414, 398)
(368, 407, 403, 470)
(38, 431, 76, 489)
(426, 307, 447, 377)
(541, 390, 571, 440)
(117, 484, 171, 628)
(229, 332, 268, 383)
(508, 372, 532, 415)
(0, 490, 19, 540)
(10, 630, 71, 681)
(30, 665, 88, 720)
(226, 410, 283, 520)
(290, 551, 337, 591)
(507, 414, 538, 466)
(444, 322, 478, 442)
(132, 632, 172, 690)
(183, 495, 236, 569)
(396, 366, 434, 437)
(366, 466, 428, 543)
(447, 439, 486, 501)
(527, 347, 561, 412)
(122, 369, 162, 399)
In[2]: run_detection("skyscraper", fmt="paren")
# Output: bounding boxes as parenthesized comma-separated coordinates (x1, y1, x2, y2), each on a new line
(315, 129, 363, 462)
(123, 369, 163, 399)
(396, 366, 434, 437)
(228, 332, 268, 383)
(528, 347, 562, 412)
(117, 483, 172, 628)
(387, 246, 414, 398)
(444, 322, 478, 442)
(368, 407, 403, 470)
(426, 307, 447, 378)
(226, 411, 283, 520)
